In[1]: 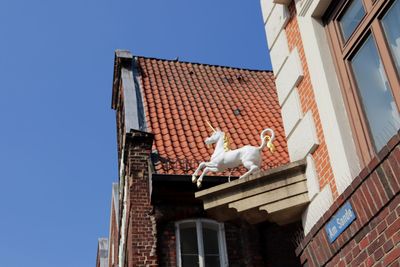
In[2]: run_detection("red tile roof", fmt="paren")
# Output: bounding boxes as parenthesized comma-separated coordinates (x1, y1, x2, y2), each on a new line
(136, 56, 289, 175)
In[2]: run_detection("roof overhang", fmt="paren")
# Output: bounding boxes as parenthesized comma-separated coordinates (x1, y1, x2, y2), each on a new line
(151, 174, 234, 205)
(195, 160, 309, 225)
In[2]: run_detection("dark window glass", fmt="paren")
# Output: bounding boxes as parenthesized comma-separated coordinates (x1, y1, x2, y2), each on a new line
(339, 0, 366, 41)
(180, 222, 199, 267)
(205, 256, 220, 267)
(382, 0, 400, 74)
(181, 256, 199, 267)
(202, 222, 220, 267)
(202, 225, 219, 255)
(351, 35, 400, 151)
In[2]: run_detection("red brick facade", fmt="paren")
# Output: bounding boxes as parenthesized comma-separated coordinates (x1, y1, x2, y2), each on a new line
(296, 133, 400, 266)
(124, 131, 158, 267)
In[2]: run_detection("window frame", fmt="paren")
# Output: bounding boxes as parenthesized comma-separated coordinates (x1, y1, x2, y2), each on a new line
(175, 219, 228, 267)
(324, 0, 400, 165)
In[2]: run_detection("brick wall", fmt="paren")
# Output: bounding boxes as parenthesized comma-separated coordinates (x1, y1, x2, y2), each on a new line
(296, 132, 400, 266)
(155, 204, 205, 267)
(285, 2, 337, 197)
(157, 221, 177, 267)
(155, 204, 267, 267)
(125, 131, 158, 267)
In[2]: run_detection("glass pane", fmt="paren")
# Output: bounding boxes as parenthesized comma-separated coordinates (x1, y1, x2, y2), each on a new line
(182, 255, 200, 267)
(179, 222, 198, 255)
(205, 256, 220, 267)
(351, 35, 400, 151)
(339, 0, 366, 41)
(202, 223, 220, 255)
(382, 0, 400, 74)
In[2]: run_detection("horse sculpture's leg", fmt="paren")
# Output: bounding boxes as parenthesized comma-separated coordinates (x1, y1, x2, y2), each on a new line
(197, 166, 218, 188)
(192, 162, 208, 183)
(239, 162, 259, 179)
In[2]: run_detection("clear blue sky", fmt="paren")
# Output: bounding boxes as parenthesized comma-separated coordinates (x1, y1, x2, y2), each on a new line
(0, 1, 271, 266)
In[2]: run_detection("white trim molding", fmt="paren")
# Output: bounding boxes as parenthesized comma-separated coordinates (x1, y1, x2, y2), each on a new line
(275, 48, 304, 106)
(295, 0, 335, 18)
(295, 0, 314, 17)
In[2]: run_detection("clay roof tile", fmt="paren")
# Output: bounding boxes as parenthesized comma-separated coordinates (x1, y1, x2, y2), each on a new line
(136, 56, 289, 175)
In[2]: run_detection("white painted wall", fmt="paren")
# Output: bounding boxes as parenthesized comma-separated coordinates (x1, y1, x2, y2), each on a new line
(264, 4, 290, 49)
(306, 154, 320, 201)
(269, 30, 290, 76)
(275, 48, 304, 105)
(287, 111, 319, 161)
(261, 0, 275, 22)
(302, 185, 333, 234)
(281, 88, 302, 137)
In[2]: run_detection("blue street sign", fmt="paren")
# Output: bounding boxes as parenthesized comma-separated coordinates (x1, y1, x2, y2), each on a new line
(325, 201, 356, 243)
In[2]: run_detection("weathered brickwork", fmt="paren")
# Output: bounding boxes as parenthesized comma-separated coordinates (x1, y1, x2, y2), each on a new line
(155, 204, 268, 267)
(285, 3, 338, 197)
(157, 222, 177, 267)
(125, 132, 158, 267)
(296, 133, 400, 266)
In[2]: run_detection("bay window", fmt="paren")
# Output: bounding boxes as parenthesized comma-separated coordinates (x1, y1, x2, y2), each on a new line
(325, 0, 400, 165)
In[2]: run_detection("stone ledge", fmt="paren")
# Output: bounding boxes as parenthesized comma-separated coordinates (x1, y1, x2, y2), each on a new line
(195, 160, 309, 225)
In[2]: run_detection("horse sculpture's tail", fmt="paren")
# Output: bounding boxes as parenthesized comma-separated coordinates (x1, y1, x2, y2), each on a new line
(259, 128, 275, 153)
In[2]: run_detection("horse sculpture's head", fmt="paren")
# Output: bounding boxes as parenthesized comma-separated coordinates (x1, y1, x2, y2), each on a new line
(205, 129, 223, 145)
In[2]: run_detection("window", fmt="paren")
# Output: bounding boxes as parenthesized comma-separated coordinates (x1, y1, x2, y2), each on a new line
(175, 219, 228, 267)
(339, 0, 366, 41)
(325, 0, 400, 165)
(382, 0, 400, 72)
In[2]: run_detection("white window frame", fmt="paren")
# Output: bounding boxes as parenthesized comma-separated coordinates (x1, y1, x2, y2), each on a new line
(175, 219, 229, 267)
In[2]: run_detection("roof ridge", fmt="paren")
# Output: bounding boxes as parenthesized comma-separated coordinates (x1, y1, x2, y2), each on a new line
(134, 54, 273, 73)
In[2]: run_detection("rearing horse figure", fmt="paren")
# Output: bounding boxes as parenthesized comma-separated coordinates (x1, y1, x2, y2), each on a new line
(192, 122, 275, 188)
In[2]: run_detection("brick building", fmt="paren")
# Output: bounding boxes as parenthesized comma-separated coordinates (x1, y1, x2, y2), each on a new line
(96, 0, 400, 266)
(259, 0, 400, 265)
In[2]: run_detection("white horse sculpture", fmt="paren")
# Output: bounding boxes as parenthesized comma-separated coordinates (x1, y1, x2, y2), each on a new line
(192, 122, 275, 188)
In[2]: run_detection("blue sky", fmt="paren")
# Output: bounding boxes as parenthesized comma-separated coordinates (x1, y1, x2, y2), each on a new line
(0, 0, 271, 266)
